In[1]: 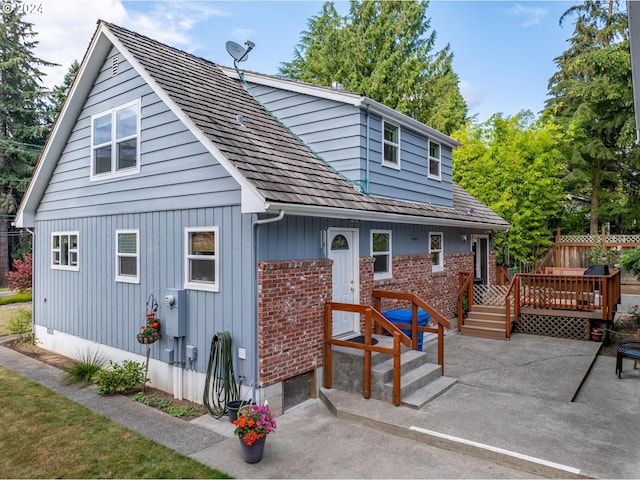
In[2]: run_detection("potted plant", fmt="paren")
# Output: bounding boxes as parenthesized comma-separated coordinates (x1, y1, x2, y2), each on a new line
(233, 403, 277, 463)
(591, 327, 603, 342)
(137, 313, 161, 344)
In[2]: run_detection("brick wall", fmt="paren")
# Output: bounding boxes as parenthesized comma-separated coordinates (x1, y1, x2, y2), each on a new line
(257, 259, 332, 387)
(360, 252, 474, 318)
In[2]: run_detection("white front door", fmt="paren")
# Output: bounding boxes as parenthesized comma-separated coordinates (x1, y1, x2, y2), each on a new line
(328, 228, 359, 337)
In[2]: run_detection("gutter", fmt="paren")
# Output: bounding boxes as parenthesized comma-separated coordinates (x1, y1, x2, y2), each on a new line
(263, 203, 510, 231)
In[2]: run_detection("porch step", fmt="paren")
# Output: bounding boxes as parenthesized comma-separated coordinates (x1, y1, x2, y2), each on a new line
(329, 334, 454, 407)
(461, 305, 512, 340)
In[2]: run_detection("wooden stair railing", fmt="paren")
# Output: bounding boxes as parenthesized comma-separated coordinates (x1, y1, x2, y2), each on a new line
(496, 266, 511, 286)
(457, 272, 474, 333)
(372, 290, 451, 375)
(324, 302, 411, 406)
(504, 274, 520, 339)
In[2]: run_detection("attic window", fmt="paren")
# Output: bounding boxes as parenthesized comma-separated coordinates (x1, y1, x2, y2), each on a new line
(112, 55, 119, 76)
(429, 141, 441, 180)
(91, 99, 140, 180)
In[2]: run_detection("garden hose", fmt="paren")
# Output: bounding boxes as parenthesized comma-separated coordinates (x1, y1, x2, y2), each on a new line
(203, 332, 239, 418)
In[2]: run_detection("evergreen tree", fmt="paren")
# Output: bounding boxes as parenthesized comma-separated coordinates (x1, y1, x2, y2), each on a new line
(279, 0, 467, 135)
(0, 8, 54, 197)
(545, 0, 639, 234)
(0, 7, 56, 283)
(43, 60, 79, 137)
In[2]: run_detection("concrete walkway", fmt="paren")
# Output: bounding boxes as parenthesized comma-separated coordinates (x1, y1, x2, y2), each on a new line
(2, 325, 640, 478)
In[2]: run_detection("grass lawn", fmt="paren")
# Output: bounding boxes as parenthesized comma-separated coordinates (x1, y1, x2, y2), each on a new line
(0, 367, 230, 478)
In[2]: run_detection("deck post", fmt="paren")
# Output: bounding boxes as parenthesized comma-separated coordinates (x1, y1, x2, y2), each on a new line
(323, 303, 332, 389)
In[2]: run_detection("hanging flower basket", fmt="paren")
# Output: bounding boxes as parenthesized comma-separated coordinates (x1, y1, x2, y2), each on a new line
(137, 332, 160, 344)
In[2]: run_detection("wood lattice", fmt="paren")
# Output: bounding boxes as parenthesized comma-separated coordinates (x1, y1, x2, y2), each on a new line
(473, 285, 508, 306)
(514, 313, 590, 340)
(560, 234, 640, 245)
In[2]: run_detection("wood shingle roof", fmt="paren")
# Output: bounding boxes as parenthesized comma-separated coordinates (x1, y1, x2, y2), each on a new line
(104, 22, 510, 229)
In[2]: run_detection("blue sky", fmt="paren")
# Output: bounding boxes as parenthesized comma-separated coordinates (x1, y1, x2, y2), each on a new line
(29, 0, 578, 123)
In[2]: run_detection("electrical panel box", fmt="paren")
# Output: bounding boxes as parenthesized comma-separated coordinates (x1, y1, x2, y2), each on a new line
(163, 289, 186, 337)
(186, 345, 197, 361)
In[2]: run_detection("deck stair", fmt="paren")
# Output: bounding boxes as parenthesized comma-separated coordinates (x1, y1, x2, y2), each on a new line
(328, 334, 456, 409)
(461, 304, 513, 339)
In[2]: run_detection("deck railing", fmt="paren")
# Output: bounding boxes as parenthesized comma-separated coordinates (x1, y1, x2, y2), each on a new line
(372, 290, 451, 374)
(324, 302, 411, 406)
(516, 269, 621, 321)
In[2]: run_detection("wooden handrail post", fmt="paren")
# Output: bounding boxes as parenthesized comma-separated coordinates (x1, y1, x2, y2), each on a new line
(324, 303, 333, 389)
(392, 332, 401, 406)
(363, 308, 372, 399)
(411, 302, 418, 351)
(438, 323, 444, 375)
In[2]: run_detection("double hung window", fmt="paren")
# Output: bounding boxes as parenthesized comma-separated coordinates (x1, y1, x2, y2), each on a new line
(429, 141, 441, 180)
(382, 121, 400, 168)
(91, 100, 140, 179)
(116, 230, 139, 283)
(372, 230, 392, 279)
(429, 232, 444, 272)
(185, 227, 219, 292)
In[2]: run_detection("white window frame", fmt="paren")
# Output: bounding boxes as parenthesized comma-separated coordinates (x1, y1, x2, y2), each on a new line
(90, 99, 141, 181)
(184, 226, 219, 292)
(430, 232, 444, 272)
(115, 229, 140, 284)
(371, 229, 392, 280)
(428, 140, 441, 180)
(382, 120, 401, 170)
(51, 231, 79, 271)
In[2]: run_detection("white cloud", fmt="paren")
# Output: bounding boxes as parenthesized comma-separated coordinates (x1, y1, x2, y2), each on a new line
(27, 0, 228, 89)
(459, 79, 486, 111)
(506, 4, 548, 28)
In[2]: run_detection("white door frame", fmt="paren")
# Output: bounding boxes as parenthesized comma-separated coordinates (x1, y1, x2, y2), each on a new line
(327, 227, 360, 336)
(471, 234, 490, 284)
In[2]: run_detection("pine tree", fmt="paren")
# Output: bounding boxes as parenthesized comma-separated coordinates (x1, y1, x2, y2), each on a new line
(279, 0, 467, 135)
(546, 0, 639, 234)
(0, 8, 56, 283)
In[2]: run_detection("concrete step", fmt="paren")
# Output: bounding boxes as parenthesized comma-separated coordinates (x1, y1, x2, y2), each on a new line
(371, 349, 432, 384)
(401, 376, 458, 409)
(374, 362, 443, 404)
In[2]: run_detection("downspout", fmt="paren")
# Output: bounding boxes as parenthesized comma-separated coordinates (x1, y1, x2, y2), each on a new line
(365, 105, 371, 195)
(25, 228, 35, 338)
(251, 210, 285, 403)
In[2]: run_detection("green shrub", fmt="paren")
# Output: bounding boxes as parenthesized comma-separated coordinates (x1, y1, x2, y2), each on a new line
(620, 247, 640, 280)
(7, 308, 32, 335)
(63, 350, 107, 385)
(94, 360, 148, 395)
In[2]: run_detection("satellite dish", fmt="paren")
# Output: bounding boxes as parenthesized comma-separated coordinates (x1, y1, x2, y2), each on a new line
(226, 41, 248, 62)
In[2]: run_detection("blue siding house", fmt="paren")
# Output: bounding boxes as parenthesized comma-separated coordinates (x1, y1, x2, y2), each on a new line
(16, 22, 508, 413)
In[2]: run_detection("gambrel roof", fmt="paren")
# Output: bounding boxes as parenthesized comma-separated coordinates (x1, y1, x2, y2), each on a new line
(16, 21, 509, 230)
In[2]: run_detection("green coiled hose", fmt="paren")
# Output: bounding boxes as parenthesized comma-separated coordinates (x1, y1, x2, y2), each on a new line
(203, 332, 239, 418)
